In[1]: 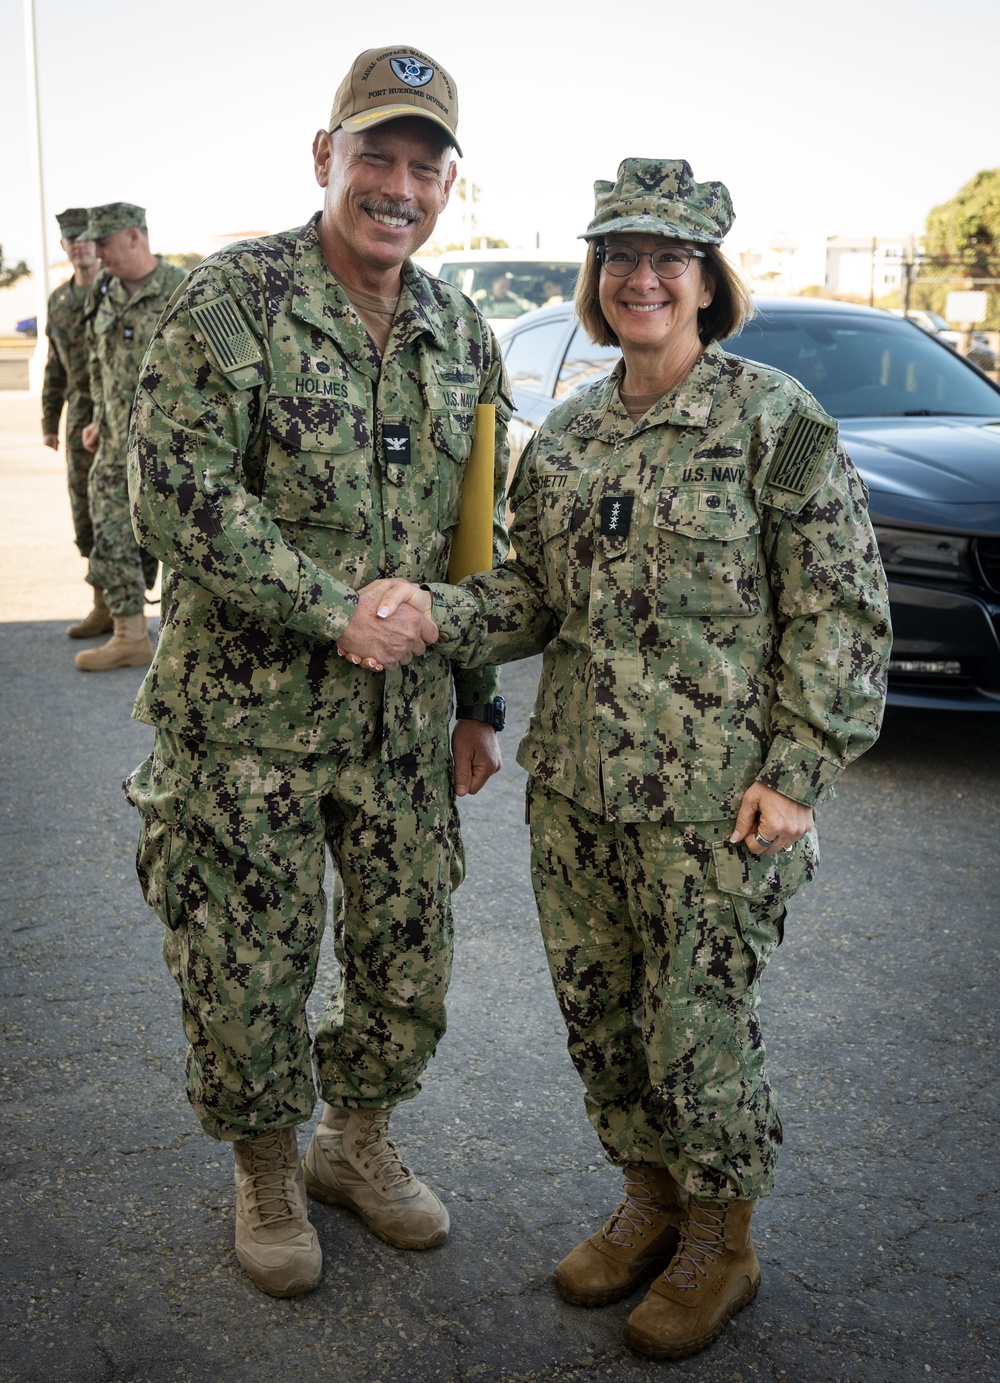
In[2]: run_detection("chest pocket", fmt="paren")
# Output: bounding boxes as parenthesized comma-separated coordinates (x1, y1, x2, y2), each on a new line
(654, 487, 762, 616)
(264, 395, 373, 536)
(536, 474, 585, 609)
(422, 383, 477, 533)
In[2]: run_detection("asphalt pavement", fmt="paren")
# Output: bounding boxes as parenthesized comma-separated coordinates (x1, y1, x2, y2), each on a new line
(1, 391, 998, 1382)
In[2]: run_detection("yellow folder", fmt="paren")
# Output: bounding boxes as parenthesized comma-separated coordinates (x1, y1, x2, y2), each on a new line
(447, 403, 496, 583)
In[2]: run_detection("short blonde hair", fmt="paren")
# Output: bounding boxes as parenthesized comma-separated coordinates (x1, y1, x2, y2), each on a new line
(573, 238, 753, 348)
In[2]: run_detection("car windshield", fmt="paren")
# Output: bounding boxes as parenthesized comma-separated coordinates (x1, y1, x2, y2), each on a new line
(437, 261, 580, 319)
(724, 311, 1000, 419)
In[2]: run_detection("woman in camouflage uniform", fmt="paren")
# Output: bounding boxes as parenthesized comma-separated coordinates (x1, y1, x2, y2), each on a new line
(370, 158, 891, 1360)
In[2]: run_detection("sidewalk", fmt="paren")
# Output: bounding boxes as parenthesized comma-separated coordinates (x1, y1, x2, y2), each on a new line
(0, 391, 93, 621)
(1, 392, 997, 1382)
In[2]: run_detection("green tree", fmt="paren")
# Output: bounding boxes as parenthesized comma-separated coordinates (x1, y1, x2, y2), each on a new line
(164, 252, 206, 271)
(1, 245, 29, 290)
(921, 168, 1000, 329)
(925, 168, 1000, 261)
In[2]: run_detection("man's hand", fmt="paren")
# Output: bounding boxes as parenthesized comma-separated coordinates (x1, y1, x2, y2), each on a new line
(336, 579, 438, 671)
(338, 580, 434, 671)
(452, 718, 501, 797)
(81, 422, 99, 453)
(731, 782, 814, 856)
(42, 433, 59, 450)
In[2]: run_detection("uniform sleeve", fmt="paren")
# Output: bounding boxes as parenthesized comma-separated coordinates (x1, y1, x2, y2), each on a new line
(86, 321, 104, 434)
(127, 265, 360, 643)
(41, 313, 68, 436)
(433, 430, 559, 668)
(755, 424, 892, 805)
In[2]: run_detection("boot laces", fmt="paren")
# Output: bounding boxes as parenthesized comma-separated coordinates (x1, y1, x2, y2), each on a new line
(352, 1110, 413, 1192)
(602, 1169, 662, 1247)
(664, 1200, 728, 1290)
(242, 1130, 300, 1227)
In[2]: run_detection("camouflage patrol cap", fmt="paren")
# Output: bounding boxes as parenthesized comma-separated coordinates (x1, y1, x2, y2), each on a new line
(329, 46, 462, 156)
(83, 202, 147, 241)
(55, 207, 91, 241)
(581, 159, 734, 245)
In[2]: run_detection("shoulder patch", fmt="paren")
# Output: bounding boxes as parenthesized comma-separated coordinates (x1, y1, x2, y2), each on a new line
(765, 410, 835, 496)
(190, 293, 263, 374)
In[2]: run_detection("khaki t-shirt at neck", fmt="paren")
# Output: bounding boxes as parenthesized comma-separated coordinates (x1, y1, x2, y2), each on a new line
(618, 385, 666, 423)
(334, 275, 399, 357)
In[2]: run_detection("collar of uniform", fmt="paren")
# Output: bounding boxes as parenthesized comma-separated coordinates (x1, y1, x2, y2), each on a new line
(392, 260, 449, 351)
(289, 215, 381, 381)
(113, 257, 175, 306)
(647, 340, 724, 429)
(567, 341, 725, 442)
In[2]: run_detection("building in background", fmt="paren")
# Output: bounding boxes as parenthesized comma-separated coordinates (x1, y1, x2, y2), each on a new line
(824, 235, 919, 302)
(736, 235, 811, 295)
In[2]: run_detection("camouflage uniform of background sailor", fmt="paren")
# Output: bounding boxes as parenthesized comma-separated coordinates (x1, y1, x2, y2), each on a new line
(42, 208, 96, 559)
(81, 203, 186, 654)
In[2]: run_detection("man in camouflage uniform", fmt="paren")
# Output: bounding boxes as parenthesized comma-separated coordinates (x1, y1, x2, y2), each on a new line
(75, 203, 187, 672)
(381, 159, 892, 1357)
(123, 46, 510, 1298)
(41, 208, 106, 636)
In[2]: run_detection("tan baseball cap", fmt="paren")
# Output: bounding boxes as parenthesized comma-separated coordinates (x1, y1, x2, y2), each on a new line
(328, 46, 461, 156)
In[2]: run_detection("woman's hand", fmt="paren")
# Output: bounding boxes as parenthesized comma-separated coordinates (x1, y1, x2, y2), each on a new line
(730, 782, 813, 856)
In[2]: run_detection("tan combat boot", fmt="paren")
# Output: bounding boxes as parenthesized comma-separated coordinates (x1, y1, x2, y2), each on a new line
(68, 586, 113, 638)
(304, 1105, 449, 1249)
(624, 1196, 760, 1359)
(75, 613, 152, 671)
(553, 1165, 685, 1306)
(233, 1127, 322, 1298)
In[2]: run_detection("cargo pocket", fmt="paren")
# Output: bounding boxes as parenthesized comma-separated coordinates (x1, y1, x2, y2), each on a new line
(712, 830, 819, 979)
(124, 753, 191, 931)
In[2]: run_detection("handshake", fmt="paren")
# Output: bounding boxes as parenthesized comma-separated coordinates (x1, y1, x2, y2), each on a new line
(337, 578, 437, 673)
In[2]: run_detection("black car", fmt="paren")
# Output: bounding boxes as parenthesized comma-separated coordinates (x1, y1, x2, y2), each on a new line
(497, 297, 1000, 711)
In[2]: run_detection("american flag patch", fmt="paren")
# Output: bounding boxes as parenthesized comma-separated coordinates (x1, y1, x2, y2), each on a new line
(191, 294, 262, 373)
(766, 412, 835, 496)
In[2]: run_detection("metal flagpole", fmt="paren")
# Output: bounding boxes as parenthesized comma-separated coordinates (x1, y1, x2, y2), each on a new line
(24, 0, 50, 393)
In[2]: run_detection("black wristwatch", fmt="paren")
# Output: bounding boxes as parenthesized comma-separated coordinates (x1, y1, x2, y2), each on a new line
(455, 696, 506, 732)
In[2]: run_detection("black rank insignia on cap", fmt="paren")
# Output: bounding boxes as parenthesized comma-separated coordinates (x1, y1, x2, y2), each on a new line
(600, 494, 634, 536)
(383, 424, 411, 464)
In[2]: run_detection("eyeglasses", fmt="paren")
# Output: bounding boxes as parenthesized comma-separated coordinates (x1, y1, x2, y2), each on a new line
(597, 244, 706, 279)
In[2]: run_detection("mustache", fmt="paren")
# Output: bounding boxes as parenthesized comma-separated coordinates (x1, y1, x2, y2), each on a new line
(360, 198, 420, 223)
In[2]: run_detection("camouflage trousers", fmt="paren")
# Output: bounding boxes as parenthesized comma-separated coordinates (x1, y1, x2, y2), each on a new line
(527, 779, 817, 1201)
(86, 439, 157, 614)
(65, 427, 94, 557)
(125, 729, 464, 1141)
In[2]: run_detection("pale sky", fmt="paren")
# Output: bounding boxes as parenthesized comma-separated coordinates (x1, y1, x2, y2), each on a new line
(3, 0, 999, 305)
